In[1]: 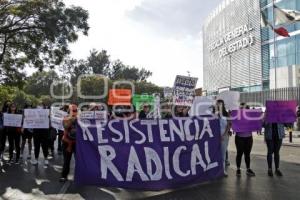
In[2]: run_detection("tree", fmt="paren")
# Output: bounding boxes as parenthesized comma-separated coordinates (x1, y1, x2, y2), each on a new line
(24, 70, 60, 97)
(63, 58, 90, 86)
(0, 0, 89, 83)
(88, 49, 110, 75)
(109, 60, 152, 81)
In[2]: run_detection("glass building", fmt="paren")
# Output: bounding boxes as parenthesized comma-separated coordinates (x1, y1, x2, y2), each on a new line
(261, 0, 300, 90)
(203, 0, 262, 95)
(203, 0, 300, 95)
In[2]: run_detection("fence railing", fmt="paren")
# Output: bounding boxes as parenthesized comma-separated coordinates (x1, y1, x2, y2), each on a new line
(240, 87, 300, 106)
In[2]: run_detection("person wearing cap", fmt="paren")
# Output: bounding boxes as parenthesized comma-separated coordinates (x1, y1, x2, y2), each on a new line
(59, 104, 78, 182)
(138, 104, 151, 119)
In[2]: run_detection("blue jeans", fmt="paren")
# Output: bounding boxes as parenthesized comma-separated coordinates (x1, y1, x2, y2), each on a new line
(221, 134, 229, 171)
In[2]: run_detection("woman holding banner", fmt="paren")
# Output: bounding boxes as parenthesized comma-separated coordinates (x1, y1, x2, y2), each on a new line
(213, 99, 231, 177)
(60, 104, 77, 182)
(264, 122, 285, 177)
(7, 103, 22, 164)
(235, 103, 256, 177)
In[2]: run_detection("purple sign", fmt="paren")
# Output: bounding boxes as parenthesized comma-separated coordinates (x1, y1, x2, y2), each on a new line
(75, 117, 223, 190)
(266, 100, 297, 123)
(231, 109, 263, 133)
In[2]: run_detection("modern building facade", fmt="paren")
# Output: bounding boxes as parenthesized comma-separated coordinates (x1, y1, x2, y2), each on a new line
(203, 0, 300, 95)
(261, 0, 300, 90)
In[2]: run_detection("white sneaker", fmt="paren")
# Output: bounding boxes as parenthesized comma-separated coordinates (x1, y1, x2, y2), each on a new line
(31, 159, 38, 165)
(44, 159, 49, 166)
(224, 171, 228, 177)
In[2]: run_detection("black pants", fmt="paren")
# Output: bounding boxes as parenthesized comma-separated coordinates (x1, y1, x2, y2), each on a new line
(0, 128, 7, 154)
(57, 133, 63, 152)
(33, 133, 49, 159)
(266, 139, 282, 170)
(8, 129, 21, 161)
(235, 136, 253, 169)
(61, 142, 75, 178)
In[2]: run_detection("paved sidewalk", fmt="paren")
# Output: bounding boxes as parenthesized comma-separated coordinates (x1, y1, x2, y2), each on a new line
(254, 131, 300, 147)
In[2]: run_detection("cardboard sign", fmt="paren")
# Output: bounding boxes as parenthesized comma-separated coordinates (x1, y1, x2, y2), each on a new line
(3, 113, 23, 127)
(164, 87, 173, 99)
(79, 111, 95, 119)
(189, 96, 215, 116)
(173, 75, 198, 106)
(23, 109, 50, 129)
(231, 109, 263, 133)
(108, 89, 132, 106)
(132, 95, 155, 111)
(266, 100, 297, 123)
(217, 91, 240, 110)
(51, 109, 68, 131)
(78, 111, 108, 126)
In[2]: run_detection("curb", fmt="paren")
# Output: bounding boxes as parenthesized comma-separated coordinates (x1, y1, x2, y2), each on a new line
(282, 143, 300, 147)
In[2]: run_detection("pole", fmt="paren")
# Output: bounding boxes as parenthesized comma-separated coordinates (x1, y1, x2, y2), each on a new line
(247, 7, 251, 93)
(229, 55, 232, 90)
(272, 0, 277, 99)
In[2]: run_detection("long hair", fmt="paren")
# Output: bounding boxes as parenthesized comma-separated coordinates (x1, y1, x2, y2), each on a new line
(8, 103, 17, 114)
(213, 99, 229, 117)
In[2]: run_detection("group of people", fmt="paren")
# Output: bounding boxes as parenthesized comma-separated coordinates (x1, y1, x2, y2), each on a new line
(215, 100, 285, 177)
(0, 99, 288, 183)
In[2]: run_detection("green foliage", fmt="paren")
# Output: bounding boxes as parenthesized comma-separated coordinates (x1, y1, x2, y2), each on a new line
(109, 60, 152, 81)
(134, 81, 163, 96)
(24, 70, 60, 97)
(88, 49, 110, 75)
(0, 85, 15, 105)
(0, 0, 89, 84)
(77, 75, 112, 103)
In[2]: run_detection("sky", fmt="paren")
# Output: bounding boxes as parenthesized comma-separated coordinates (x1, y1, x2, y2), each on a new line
(64, 0, 221, 87)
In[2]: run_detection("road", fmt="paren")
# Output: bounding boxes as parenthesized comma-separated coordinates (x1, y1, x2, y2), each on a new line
(0, 136, 300, 200)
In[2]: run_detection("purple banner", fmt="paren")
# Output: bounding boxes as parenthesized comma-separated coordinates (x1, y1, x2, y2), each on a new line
(75, 117, 223, 190)
(266, 100, 297, 123)
(231, 109, 263, 133)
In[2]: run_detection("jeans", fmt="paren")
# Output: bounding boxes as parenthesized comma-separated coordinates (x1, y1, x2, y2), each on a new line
(266, 139, 282, 170)
(235, 136, 253, 169)
(221, 134, 229, 172)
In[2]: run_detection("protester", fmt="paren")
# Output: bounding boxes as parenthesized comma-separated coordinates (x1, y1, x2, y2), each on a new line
(174, 105, 190, 117)
(6, 103, 22, 164)
(138, 104, 151, 119)
(48, 127, 57, 158)
(31, 104, 50, 167)
(235, 103, 255, 177)
(60, 104, 77, 182)
(264, 121, 285, 177)
(111, 105, 136, 119)
(57, 105, 69, 155)
(20, 104, 33, 160)
(0, 101, 11, 160)
(213, 99, 231, 177)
